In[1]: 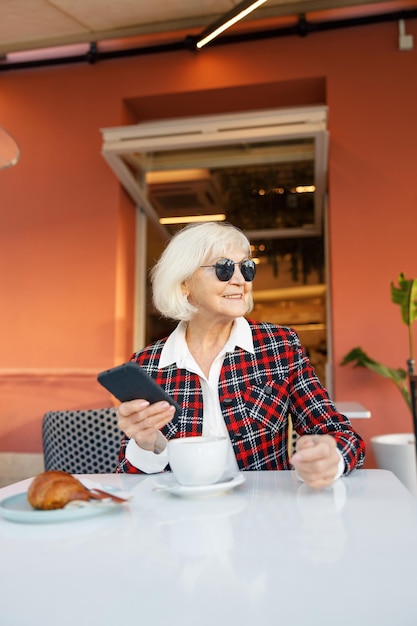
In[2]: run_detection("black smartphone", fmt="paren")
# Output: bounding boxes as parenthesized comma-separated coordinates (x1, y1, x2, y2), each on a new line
(97, 361, 181, 415)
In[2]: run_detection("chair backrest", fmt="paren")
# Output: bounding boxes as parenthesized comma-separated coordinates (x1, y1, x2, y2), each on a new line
(42, 408, 122, 473)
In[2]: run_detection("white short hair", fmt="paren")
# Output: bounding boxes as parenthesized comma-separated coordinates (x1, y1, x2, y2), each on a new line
(151, 222, 254, 321)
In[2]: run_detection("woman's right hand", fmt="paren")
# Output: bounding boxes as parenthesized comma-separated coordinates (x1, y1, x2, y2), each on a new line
(117, 399, 176, 452)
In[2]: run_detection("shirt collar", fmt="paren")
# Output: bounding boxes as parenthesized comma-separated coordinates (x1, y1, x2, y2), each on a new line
(159, 317, 254, 369)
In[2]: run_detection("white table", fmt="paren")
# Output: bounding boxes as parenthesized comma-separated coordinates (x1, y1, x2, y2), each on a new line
(0, 470, 416, 626)
(335, 401, 371, 418)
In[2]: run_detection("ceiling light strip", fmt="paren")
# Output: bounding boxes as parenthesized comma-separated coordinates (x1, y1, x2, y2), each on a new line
(196, 0, 268, 49)
(159, 214, 226, 225)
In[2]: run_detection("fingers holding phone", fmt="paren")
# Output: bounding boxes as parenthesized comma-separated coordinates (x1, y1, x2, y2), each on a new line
(117, 399, 175, 452)
(97, 362, 181, 454)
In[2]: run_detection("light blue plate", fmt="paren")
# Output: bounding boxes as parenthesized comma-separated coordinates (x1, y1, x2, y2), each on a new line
(0, 492, 124, 524)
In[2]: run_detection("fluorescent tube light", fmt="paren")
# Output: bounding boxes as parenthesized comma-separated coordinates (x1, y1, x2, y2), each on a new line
(159, 214, 226, 225)
(196, 0, 268, 49)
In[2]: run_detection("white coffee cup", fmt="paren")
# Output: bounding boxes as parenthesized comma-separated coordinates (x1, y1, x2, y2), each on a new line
(167, 436, 229, 486)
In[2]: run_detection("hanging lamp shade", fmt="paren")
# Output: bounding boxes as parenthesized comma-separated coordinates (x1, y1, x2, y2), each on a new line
(0, 126, 20, 170)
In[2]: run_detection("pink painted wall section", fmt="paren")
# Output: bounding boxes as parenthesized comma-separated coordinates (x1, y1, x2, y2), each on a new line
(0, 19, 416, 466)
(0, 373, 113, 452)
(326, 24, 417, 462)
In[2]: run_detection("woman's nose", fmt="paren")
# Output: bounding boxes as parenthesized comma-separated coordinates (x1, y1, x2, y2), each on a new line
(231, 264, 245, 283)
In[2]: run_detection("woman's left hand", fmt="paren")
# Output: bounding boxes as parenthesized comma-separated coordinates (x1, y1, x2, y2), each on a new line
(290, 434, 341, 489)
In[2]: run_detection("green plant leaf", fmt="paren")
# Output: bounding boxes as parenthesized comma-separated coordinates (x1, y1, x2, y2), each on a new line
(340, 347, 406, 380)
(340, 346, 411, 411)
(340, 346, 372, 367)
(391, 273, 417, 327)
(340, 273, 416, 415)
(391, 273, 417, 362)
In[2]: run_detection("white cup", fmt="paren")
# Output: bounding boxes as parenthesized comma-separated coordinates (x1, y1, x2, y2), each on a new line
(167, 436, 229, 486)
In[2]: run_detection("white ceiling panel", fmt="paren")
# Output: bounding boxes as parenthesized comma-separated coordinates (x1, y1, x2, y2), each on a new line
(50, 0, 227, 30)
(0, 0, 415, 56)
(0, 0, 90, 45)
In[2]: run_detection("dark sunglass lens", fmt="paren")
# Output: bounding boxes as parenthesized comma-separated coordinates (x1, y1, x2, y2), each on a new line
(241, 260, 256, 281)
(215, 259, 235, 281)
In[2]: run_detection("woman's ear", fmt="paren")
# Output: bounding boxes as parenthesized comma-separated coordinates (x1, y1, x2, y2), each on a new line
(181, 282, 189, 298)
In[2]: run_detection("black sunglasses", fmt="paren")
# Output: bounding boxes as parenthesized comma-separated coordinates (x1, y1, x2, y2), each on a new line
(200, 258, 256, 282)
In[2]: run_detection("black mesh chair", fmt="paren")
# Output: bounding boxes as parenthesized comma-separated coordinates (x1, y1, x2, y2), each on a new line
(42, 408, 122, 473)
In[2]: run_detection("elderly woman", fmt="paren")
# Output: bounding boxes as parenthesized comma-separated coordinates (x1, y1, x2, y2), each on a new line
(116, 221, 365, 488)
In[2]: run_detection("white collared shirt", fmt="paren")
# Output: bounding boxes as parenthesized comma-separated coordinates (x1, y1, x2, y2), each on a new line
(125, 317, 254, 474)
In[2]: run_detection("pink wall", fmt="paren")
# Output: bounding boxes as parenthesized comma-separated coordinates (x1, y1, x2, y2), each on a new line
(0, 20, 416, 464)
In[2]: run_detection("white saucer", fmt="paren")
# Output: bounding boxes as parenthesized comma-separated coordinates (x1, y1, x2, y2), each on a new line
(153, 473, 245, 498)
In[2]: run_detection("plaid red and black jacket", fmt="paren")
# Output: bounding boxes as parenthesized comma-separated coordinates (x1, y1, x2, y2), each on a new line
(116, 320, 365, 474)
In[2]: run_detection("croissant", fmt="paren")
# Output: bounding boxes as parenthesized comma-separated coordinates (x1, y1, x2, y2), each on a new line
(27, 470, 90, 510)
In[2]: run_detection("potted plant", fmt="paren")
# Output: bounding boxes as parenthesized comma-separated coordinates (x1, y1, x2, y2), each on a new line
(340, 273, 417, 493)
